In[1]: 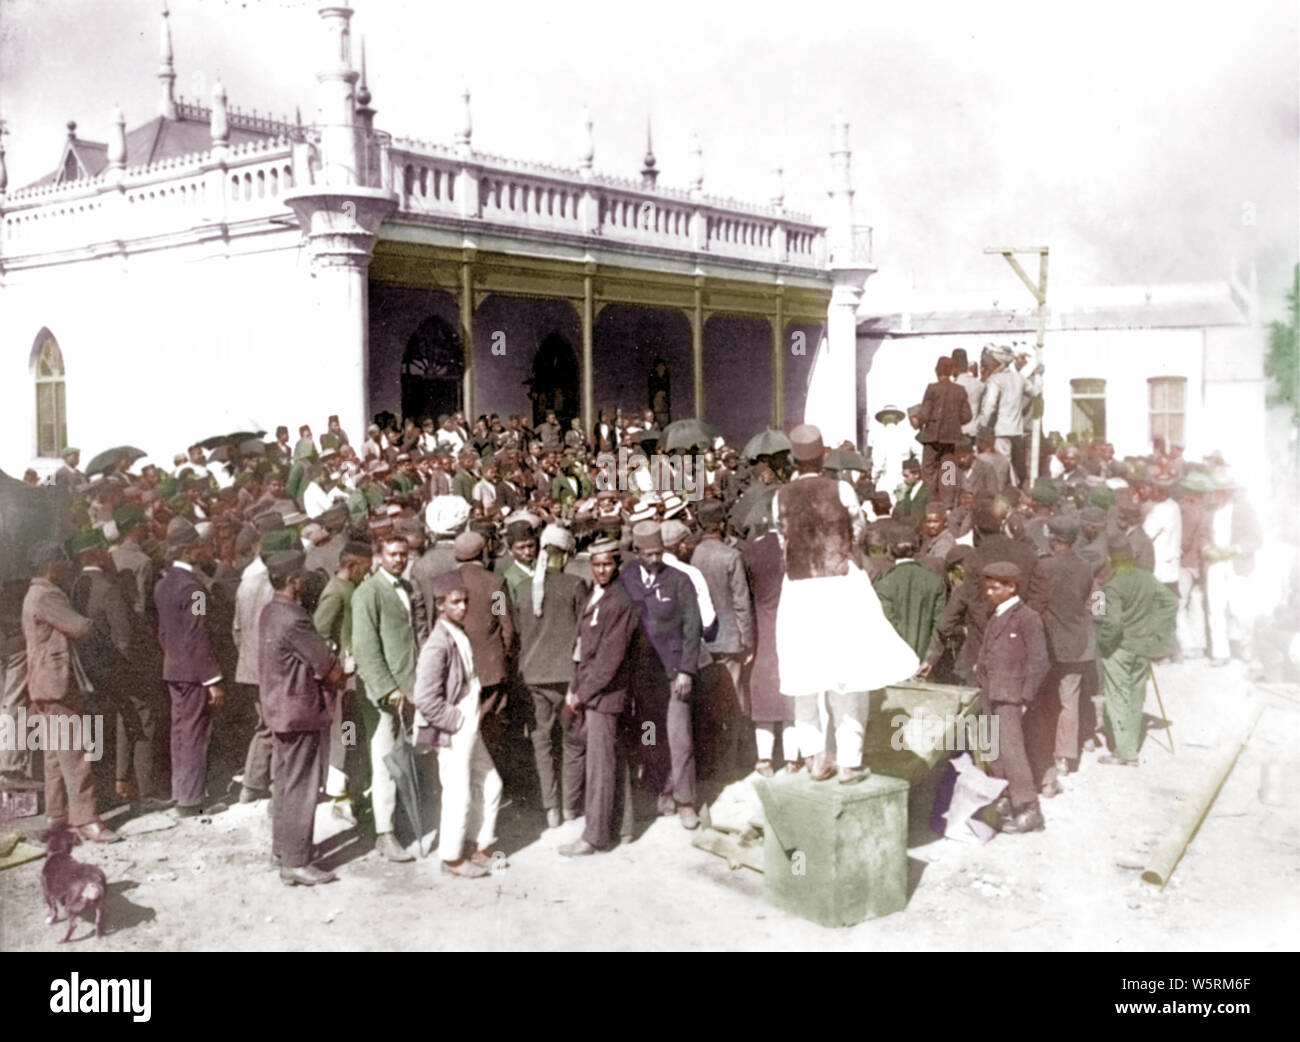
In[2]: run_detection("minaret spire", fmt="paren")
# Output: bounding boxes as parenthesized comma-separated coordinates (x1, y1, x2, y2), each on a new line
(640, 115, 658, 187)
(355, 36, 375, 129)
(159, 1, 177, 119)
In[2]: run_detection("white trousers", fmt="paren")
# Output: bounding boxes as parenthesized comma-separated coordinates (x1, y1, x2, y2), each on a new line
(1177, 567, 1206, 656)
(436, 696, 503, 862)
(367, 707, 400, 834)
(754, 723, 800, 762)
(326, 689, 347, 799)
(791, 691, 868, 767)
(1205, 561, 1251, 660)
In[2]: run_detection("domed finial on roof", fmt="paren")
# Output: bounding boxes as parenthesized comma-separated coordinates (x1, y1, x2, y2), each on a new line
(356, 36, 372, 108)
(455, 85, 472, 157)
(159, 1, 177, 120)
(770, 166, 785, 210)
(108, 106, 127, 171)
(210, 77, 229, 149)
(640, 114, 658, 187)
(579, 105, 594, 178)
(66, 120, 78, 139)
(688, 132, 704, 198)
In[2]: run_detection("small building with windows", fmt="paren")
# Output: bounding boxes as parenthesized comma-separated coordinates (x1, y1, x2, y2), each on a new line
(856, 280, 1267, 492)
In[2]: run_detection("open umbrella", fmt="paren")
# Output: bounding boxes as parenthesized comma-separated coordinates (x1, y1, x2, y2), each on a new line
(197, 430, 266, 451)
(662, 418, 718, 452)
(0, 468, 64, 582)
(83, 445, 147, 478)
(826, 448, 872, 473)
(382, 727, 426, 859)
(729, 484, 777, 533)
(742, 429, 792, 460)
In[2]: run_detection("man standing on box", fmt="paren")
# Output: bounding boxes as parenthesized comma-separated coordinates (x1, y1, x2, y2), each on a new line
(621, 520, 703, 829)
(259, 549, 342, 886)
(974, 560, 1050, 834)
(155, 518, 226, 818)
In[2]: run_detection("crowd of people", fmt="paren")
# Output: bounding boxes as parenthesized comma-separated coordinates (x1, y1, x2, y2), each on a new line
(1, 342, 1285, 887)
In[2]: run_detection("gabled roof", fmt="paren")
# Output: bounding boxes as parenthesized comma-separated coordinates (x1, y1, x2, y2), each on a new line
(22, 108, 289, 190)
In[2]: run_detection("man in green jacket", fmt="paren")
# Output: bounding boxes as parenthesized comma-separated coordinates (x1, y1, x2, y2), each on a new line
(314, 541, 372, 823)
(452, 449, 480, 504)
(875, 529, 946, 661)
(1095, 536, 1177, 765)
(350, 535, 419, 861)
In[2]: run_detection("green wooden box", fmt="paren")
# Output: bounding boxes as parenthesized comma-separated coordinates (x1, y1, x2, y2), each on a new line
(754, 772, 909, 928)
(864, 680, 983, 783)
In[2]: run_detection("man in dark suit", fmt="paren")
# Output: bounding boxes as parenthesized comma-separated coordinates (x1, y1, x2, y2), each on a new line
(259, 550, 342, 886)
(1027, 515, 1097, 795)
(968, 428, 1011, 501)
(974, 561, 1050, 834)
(350, 534, 419, 862)
(620, 520, 703, 829)
(917, 356, 973, 506)
(562, 538, 641, 855)
(154, 518, 227, 817)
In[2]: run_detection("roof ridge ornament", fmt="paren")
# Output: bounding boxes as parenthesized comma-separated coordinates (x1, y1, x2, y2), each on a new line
(159, 1, 178, 120)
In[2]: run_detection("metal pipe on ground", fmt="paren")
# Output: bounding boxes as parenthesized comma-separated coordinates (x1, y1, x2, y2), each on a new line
(1142, 698, 1265, 889)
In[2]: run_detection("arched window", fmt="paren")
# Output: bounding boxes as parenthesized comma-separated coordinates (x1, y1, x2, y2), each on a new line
(32, 331, 68, 457)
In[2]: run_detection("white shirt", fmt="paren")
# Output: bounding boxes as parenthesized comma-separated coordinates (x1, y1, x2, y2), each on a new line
(994, 594, 1021, 618)
(1142, 498, 1183, 583)
(437, 428, 466, 453)
(664, 552, 717, 631)
(380, 567, 412, 618)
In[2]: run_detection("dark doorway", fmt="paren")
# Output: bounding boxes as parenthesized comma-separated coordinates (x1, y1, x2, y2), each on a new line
(525, 333, 579, 429)
(402, 316, 463, 423)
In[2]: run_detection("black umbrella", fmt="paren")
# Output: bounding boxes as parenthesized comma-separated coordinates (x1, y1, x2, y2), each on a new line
(742, 429, 792, 460)
(826, 448, 872, 473)
(382, 727, 426, 859)
(729, 484, 777, 533)
(0, 469, 64, 582)
(197, 430, 266, 451)
(662, 418, 717, 452)
(83, 445, 147, 478)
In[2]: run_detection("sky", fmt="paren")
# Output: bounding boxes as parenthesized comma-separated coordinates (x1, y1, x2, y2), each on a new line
(1, 0, 1297, 315)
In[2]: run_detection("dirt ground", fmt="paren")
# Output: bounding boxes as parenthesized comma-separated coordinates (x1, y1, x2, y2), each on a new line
(2, 657, 1297, 952)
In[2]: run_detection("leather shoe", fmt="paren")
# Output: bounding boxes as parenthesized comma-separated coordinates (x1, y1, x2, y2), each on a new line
(677, 804, 700, 830)
(1098, 754, 1138, 767)
(559, 839, 599, 857)
(470, 849, 505, 870)
(1055, 757, 1070, 777)
(806, 754, 836, 782)
(174, 803, 202, 818)
(755, 760, 775, 778)
(656, 794, 676, 817)
(440, 858, 489, 879)
(992, 796, 1012, 819)
(1000, 806, 1046, 834)
(280, 863, 337, 887)
(545, 808, 562, 829)
(77, 821, 122, 844)
(837, 766, 871, 785)
(239, 785, 268, 804)
(374, 832, 415, 862)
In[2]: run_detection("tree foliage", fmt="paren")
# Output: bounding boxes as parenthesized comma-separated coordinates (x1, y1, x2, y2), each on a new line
(1266, 263, 1300, 418)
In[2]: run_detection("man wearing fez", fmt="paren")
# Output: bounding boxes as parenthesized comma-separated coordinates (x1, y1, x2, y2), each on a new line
(22, 541, 119, 842)
(974, 560, 1050, 833)
(350, 534, 419, 862)
(258, 549, 342, 886)
(562, 537, 641, 855)
(500, 518, 540, 604)
(621, 519, 703, 829)
(320, 414, 349, 453)
(1027, 514, 1096, 795)
(155, 518, 227, 817)
(413, 570, 504, 879)
(1095, 536, 1177, 766)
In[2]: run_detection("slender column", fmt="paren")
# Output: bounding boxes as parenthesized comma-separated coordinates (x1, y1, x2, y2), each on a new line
(460, 256, 475, 419)
(772, 288, 785, 428)
(692, 278, 705, 419)
(582, 270, 595, 437)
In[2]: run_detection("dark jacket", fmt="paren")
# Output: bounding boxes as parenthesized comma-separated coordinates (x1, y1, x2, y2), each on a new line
(974, 599, 1049, 705)
(457, 561, 515, 688)
(620, 563, 702, 678)
(1027, 550, 1097, 664)
(690, 535, 755, 655)
(571, 581, 640, 715)
(512, 571, 589, 686)
(917, 379, 973, 445)
(257, 596, 337, 733)
(154, 563, 223, 685)
(69, 566, 133, 687)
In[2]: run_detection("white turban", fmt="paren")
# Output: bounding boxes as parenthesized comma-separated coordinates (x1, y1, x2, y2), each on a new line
(533, 523, 576, 617)
(424, 495, 470, 538)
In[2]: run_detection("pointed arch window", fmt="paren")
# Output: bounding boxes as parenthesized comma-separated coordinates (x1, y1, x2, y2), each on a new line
(33, 333, 67, 457)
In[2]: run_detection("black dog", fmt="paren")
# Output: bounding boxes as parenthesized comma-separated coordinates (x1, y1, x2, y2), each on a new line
(39, 826, 107, 943)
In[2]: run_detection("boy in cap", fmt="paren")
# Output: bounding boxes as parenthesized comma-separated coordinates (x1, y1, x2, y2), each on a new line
(412, 570, 504, 878)
(1095, 537, 1177, 765)
(974, 560, 1050, 833)
(259, 549, 343, 885)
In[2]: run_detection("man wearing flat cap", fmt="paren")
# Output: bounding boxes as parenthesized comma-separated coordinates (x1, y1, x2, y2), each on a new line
(154, 518, 227, 816)
(620, 519, 704, 828)
(1026, 513, 1096, 795)
(974, 560, 1049, 833)
(259, 549, 343, 885)
(1094, 536, 1176, 766)
(22, 541, 119, 841)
